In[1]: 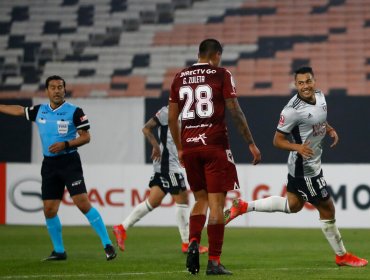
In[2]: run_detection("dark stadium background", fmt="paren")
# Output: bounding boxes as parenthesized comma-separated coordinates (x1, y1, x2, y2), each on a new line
(0, 0, 369, 163)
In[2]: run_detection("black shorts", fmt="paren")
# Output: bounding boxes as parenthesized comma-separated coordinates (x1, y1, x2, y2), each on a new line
(287, 170, 331, 205)
(149, 172, 187, 195)
(41, 152, 87, 200)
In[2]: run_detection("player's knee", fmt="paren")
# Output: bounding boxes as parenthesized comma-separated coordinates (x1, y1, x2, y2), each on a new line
(78, 204, 92, 214)
(208, 215, 223, 225)
(150, 201, 161, 208)
(43, 206, 58, 218)
(146, 198, 160, 208)
(317, 200, 335, 219)
(74, 198, 92, 214)
(288, 202, 304, 213)
(287, 195, 304, 213)
(174, 194, 189, 205)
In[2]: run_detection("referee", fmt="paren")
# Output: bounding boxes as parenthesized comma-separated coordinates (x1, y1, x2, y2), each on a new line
(0, 75, 116, 261)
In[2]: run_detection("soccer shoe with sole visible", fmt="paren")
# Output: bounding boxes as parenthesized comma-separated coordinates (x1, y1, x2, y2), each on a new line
(104, 244, 117, 261)
(186, 240, 200, 275)
(113, 224, 127, 252)
(224, 198, 248, 225)
(42, 250, 67, 261)
(206, 260, 232, 275)
(336, 252, 368, 267)
(182, 243, 208, 254)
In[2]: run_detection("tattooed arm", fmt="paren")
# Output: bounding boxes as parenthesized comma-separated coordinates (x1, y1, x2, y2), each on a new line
(225, 98, 261, 165)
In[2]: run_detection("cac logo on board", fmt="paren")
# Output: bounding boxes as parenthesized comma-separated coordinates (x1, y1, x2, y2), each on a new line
(8, 178, 43, 212)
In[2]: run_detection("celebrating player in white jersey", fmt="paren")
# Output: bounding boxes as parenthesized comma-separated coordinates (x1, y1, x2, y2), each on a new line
(112, 106, 207, 254)
(224, 66, 367, 267)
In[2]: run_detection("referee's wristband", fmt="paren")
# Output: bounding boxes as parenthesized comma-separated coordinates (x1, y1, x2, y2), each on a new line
(64, 141, 70, 150)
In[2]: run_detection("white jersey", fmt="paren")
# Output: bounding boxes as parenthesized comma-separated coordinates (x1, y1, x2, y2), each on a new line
(153, 106, 182, 174)
(277, 90, 328, 178)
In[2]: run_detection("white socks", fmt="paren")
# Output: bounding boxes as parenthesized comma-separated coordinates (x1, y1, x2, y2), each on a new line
(247, 196, 291, 213)
(121, 200, 190, 245)
(247, 197, 346, 256)
(122, 199, 153, 229)
(321, 219, 346, 256)
(175, 203, 189, 243)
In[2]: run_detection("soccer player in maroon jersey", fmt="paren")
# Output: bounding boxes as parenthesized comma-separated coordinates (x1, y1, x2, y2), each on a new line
(168, 38, 261, 275)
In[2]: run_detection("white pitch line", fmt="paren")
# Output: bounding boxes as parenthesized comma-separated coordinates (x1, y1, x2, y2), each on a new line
(0, 271, 186, 279)
(241, 267, 342, 271)
(0, 267, 345, 279)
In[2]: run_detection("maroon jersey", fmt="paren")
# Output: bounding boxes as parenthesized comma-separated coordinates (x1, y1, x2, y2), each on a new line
(169, 63, 237, 152)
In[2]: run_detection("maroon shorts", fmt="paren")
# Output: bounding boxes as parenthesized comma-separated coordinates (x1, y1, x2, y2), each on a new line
(182, 148, 239, 193)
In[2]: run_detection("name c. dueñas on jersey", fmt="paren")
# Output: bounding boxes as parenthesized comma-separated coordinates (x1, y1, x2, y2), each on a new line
(25, 102, 90, 157)
(169, 63, 237, 152)
(277, 90, 328, 178)
(153, 106, 182, 174)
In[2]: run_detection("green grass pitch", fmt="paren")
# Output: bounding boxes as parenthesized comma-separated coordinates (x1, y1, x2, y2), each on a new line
(0, 225, 369, 279)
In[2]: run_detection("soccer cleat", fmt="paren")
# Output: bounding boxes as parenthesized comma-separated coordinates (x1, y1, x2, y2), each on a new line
(113, 224, 127, 252)
(42, 250, 67, 261)
(224, 198, 248, 225)
(186, 240, 200, 275)
(182, 243, 188, 253)
(206, 260, 232, 275)
(335, 252, 368, 267)
(104, 244, 117, 261)
(182, 243, 208, 254)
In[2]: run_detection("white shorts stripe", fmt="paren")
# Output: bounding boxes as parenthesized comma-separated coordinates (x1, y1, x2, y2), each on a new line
(169, 173, 178, 186)
(305, 177, 316, 197)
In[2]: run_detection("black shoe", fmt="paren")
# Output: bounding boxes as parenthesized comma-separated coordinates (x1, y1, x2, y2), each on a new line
(186, 240, 200, 274)
(104, 244, 117, 261)
(43, 251, 67, 261)
(206, 260, 232, 275)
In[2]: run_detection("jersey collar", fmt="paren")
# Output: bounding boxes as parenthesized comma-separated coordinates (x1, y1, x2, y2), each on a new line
(192, 63, 210, 66)
(296, 93, 316, 105)
(48, 101, 66, 112)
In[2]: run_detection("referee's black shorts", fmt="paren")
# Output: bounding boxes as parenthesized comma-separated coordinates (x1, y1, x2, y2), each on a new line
(41, 152, 87, 200)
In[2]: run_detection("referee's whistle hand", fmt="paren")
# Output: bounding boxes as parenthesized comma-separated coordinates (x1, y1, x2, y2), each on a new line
(48, 142, 66, 154)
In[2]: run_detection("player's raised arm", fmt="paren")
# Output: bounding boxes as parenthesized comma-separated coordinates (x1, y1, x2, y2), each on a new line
(0, 104, 25, 117)
(225, 98, 261, 165)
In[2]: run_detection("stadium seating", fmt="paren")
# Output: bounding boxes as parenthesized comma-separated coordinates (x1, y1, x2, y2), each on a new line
(0, 0, 369, 97)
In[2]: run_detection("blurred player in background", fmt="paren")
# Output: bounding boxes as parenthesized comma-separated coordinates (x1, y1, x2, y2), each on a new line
(168, 38, 261, 275)
(0, 75, 116, 261)
(113, 106, 208, 254)
(225, 66, 367, 267)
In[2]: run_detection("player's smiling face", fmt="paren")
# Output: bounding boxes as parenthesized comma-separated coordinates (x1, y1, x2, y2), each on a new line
(295, 73, 316, 103)
(46, 79, 65, 108)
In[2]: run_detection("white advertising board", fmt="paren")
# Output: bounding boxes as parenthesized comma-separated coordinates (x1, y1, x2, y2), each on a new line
(4, 164, 370, 228)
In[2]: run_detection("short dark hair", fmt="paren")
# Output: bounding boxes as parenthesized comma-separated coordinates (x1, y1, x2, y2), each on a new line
(294, 66, 314, 79)
(45, 75, 66, 89)
(198, 39, 223, 58)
